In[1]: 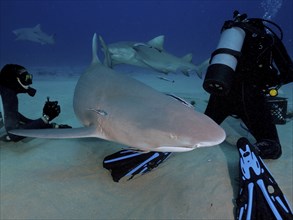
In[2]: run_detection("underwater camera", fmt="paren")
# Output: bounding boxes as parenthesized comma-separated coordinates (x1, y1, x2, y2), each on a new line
(203, 11, 247, 96)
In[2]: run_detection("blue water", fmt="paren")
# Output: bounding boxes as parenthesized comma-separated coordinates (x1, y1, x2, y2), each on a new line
(0, 0, 292, 68)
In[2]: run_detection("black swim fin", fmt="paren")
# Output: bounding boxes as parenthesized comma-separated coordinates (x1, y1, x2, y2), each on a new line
(103, 149, 172, 182)
(236, 137, 293, 220)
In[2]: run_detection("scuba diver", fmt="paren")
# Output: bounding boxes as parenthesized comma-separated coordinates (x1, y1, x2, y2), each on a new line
(203, 11, 293, 160)
(203, 11, 293, 220)
(0, 64, 71, 142)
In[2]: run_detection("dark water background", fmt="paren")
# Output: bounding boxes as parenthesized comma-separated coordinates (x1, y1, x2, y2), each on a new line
(0, 0, 292, 69)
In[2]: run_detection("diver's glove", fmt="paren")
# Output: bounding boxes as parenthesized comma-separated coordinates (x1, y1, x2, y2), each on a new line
(42, 97, 60, 123)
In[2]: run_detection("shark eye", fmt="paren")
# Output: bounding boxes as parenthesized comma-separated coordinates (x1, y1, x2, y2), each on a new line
(87, 108, 108, 116)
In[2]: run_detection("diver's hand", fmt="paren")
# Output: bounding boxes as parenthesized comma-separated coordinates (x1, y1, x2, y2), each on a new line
(42, 97, 60, 122)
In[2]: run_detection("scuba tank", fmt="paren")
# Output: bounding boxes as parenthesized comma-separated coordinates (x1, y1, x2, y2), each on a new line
(203, 11, 285, 96)
(203, 11, 247, 96)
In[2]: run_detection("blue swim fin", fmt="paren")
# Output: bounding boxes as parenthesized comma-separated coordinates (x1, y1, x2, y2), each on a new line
(103, 149, 172, 182)
(236, 137, 293, 220)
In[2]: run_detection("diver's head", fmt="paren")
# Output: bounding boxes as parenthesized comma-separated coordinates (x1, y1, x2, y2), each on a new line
(233, 10, 266, 33)
(0, 64, 36, 96)
(233, 10, 247, 22)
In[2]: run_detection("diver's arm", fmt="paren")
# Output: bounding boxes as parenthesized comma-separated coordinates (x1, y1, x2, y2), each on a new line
(18, 112, 33, 124)
(272, 36, 293, 85)
(0, 86, 51, 141)
(6, 111, 52, 142)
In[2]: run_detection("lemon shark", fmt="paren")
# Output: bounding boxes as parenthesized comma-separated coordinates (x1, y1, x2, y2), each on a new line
(13, 24, 55, 45)
(10, 34, 225, 152)
(99, 35, 207, 77)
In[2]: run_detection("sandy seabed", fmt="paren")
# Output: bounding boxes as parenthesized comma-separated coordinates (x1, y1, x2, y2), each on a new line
(1, 66, 292, 219)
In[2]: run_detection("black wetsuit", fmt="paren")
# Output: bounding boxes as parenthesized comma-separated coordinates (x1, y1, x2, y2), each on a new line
(0, 85, 51, 141)
(205, 23, 293, 146)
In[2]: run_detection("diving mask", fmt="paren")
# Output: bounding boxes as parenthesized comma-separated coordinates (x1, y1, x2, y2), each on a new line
(17, 69, 36, 97)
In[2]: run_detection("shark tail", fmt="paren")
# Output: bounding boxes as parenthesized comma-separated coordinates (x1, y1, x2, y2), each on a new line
(91, 33, 101, 65)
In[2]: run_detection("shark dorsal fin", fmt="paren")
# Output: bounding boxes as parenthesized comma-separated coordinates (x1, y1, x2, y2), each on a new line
(147, 35, 165, 51)
(34, 24, 41, 32)
(181, 53, 193, 63)
(99, 35, 112, 68)
(91, 33, 101, 65)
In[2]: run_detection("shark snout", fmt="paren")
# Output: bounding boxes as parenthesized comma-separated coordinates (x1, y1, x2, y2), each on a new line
(153, 138, 225, 152)
(154, 145, 195, 152)
(151, 136, 205, 152)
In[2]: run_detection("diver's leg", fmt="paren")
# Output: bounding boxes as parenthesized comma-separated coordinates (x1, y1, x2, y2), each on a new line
(103, 149, 172, 182)
(241, 86, 281, 159)
(204, 94, 229, 124)
(236, 138, 293, 219)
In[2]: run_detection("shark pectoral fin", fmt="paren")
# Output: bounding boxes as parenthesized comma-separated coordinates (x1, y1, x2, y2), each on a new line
(9, 126, 99, 139)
